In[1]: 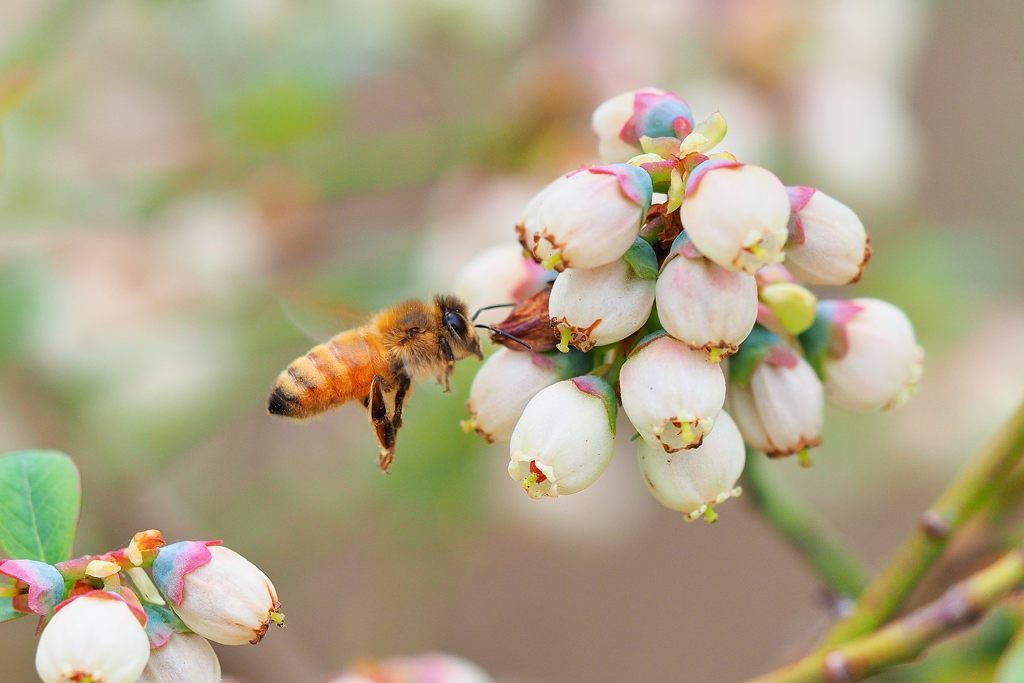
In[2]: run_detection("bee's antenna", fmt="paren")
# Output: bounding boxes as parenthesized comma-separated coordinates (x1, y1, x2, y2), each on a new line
(471, 303, 516, 321)
(474, 324, 531, 350)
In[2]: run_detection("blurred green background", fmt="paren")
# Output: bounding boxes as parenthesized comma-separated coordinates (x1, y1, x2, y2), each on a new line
(1, 1, 1022, 681)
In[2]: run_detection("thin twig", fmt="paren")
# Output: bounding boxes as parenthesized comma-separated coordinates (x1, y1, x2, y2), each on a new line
(749, 548, 1024, 683)
(822, 398, 1024, 646)
(747, 398, 1024, 683)
(743, 449, 869, 599)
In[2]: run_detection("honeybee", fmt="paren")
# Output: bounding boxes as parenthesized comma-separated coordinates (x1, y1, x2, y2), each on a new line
(268, 294, 526, 471)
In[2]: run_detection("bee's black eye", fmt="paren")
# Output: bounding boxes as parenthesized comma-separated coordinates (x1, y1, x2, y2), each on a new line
(444, 310, 467, 336)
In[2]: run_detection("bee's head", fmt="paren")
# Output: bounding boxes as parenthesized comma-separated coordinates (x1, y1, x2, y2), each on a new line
(435, 294, 483, 360)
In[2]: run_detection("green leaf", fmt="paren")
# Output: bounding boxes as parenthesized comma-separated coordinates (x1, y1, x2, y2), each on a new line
(0, 450, 81, 563)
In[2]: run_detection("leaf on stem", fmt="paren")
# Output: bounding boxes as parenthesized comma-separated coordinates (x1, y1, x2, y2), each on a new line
(0, 450, 81, 564)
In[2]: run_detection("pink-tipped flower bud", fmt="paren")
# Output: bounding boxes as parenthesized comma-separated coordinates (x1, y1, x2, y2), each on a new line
(656, 236, 758, 359)
(591, 88, 695, 163)
(508, 376, 617, 499)
(0, 559, 65, 618)
(620, 333, 726, 452)
(549, 238, 657, 351)
(728, 327, 824, 460)
(152, 542, 282, 646)
(801, 298, 924, 411)
(36, 591, 150, 683)
(139, 632, 221, 683)
(679, 160, 790, 274)
(517, 165, 652, 271)
(784, 187, 871, 285)
(452, 242, 552, 324)
(464, 348, 590, 443)
(636, 410, 745, 522)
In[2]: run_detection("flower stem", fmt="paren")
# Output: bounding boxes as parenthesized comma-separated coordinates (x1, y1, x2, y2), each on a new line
(749, 547, 1024, 683)
(742, 449, 869, 599)
(821, 398, 1024, 647)
(747, 399, 1024, 682)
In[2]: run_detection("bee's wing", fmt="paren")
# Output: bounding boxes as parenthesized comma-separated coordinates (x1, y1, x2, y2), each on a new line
(277, 291, 372, 343)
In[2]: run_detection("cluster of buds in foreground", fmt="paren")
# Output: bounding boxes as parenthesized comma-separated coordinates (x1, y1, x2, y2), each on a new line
(0, 530, 282, 682)
(458, 86, 924, 522)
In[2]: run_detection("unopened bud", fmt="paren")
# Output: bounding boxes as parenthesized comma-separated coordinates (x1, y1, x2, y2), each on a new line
(784, 187, 871, 285)
(152, 543, 282, 646)
(591, 88, 695, 163)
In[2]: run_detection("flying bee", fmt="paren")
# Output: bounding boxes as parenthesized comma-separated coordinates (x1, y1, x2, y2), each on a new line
(268, 294, 527, 472)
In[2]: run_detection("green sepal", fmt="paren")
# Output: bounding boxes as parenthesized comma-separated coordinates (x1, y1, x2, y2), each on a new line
(622, 238, 658, 280)
(631, 157, 674, 193)
(666, 166, 685, 212)
(729, 326, 783, 387)
(798, 314, 834, 379)
(546, 349, 593, 380)
(627, 328, 669, 358)
(570, 375, 618, 436)
(679, 111, 728, 155)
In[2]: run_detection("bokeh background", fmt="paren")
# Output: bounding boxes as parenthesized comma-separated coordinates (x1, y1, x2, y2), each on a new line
(1, 0, 1022, 681)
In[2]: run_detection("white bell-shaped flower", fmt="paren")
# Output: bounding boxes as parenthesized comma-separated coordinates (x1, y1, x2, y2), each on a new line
(508, 377, 617, 499)
(729, 339, 824, 460)
(784, 187, 871, 285)
(636, 410, 746, 522)
(656, 243, 758, 360)
(138, 632, 221, 683)
(516, 165, 652, 271)
(452, 242, 551, 324)
(548, 239, 657, 351)
(153, 543, 282, 646)
(465, 348, 589, 443)
(811, 298, 924, 411)
(36, 591, 150, 683)
(678, 160, 790, 274)
(620, 333, 726, 452)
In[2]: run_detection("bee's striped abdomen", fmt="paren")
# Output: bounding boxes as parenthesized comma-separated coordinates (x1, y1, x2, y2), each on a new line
(268, 328, 387, 419)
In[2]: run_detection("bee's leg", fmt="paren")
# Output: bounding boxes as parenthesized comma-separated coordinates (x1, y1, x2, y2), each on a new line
(437, 337, 456, 393)
(368, 374, 397, 472)
(392, 372, 412, 429)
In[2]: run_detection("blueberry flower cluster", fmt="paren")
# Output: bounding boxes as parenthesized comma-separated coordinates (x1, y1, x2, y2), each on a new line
(459, 87, 923, 522)
(1, 530, 282, 682)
